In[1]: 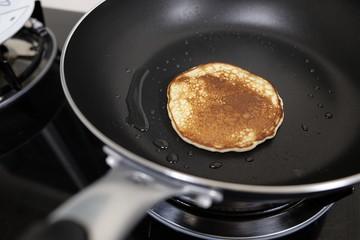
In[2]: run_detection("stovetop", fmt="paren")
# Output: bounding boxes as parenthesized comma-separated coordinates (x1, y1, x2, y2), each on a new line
(0, 7, 359, 240)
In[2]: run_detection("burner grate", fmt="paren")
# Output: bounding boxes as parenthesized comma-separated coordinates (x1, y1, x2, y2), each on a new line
(0, 22, 44, 97)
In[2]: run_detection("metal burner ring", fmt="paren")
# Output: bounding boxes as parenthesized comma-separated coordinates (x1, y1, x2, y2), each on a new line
(148, 200, 332, 240)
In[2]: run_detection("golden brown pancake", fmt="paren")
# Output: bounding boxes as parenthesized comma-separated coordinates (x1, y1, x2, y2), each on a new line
(167, 62, 284, 153)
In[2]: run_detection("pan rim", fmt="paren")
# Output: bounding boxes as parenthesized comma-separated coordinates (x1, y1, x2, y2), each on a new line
(60, 0, 360, 196)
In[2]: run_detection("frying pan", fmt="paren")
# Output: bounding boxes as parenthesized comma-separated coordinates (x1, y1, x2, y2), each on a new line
(22, 0, 360, 240)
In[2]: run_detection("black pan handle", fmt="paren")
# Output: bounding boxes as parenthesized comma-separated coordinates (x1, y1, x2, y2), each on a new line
(19, 220, 88, 240)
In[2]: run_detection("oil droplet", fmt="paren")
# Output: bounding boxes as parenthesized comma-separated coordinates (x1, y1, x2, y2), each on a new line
(245, 156, 254, 162)
(305, 59, 310, 63)
(310, 68, 315, 73)
(301, 124, 309, 131)
(188, 151, 194, 157)
(159, 88, 164, 93)
(175, 64, 181, 69)
(156, 66, 160, 70)
(135, 134, 141, 139)
(165, 59, 170, 64)
(317, 103, 324, 108)
(153, 139, 169, 149)
(315, 86, 320, 90)
(328, 90, 333, 94)
(307, 93, 314, 98)
(184, 40, 189, 45)
(163, 68, 167, 72)
(125, 67, 133, 73)
(150, 109, 156, 115)
(185, 51, 189, 56)
(325, 112, 333, 119)
(209, 162, 222, 169)
(166, 153, 178, 164)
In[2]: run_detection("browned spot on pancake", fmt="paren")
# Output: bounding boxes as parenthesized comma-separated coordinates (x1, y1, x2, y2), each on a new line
(167, 62, 284, 152)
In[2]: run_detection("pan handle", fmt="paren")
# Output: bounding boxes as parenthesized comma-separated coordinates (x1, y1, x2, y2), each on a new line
(20, 147, 222, 240)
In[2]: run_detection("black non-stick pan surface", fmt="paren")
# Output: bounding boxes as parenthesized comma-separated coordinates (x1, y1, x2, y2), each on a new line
(62, 0, 360, 187)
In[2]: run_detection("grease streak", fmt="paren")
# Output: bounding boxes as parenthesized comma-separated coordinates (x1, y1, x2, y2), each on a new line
(126, 69, 150, 132)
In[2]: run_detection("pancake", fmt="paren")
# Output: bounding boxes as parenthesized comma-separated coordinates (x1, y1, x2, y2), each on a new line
(167, 62, 284, 153)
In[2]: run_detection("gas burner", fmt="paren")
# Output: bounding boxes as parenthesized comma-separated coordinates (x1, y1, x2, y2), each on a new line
(149, 199, 332, 240)
(0, 15, 65, 157)
(0, 20, 44, 97)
